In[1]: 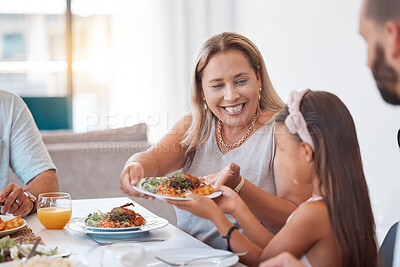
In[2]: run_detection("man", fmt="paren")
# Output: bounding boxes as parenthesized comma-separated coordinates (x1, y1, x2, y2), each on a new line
(0, 89, 59, 217)
(359, 0, 400, 266)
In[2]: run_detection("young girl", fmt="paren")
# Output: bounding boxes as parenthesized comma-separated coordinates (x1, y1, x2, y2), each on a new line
(167, 90, 377, 267)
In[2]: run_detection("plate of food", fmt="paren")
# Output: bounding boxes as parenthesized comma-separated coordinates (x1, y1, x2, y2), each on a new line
(75, 203, 157, 232)
(0, 235, 71, 264)
(133, 172, 222, 200)
(68, 217, 169, 237)
(67, 203, 169, 236)
(0, 215, 27, 237)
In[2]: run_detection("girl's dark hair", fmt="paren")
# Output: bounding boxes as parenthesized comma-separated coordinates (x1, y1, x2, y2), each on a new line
(275, 90, 377, 267)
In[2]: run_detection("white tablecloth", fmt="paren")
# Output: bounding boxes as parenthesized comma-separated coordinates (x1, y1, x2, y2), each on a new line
(26, 197, 245, 266)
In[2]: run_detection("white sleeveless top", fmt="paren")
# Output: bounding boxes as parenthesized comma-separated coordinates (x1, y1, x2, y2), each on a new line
(177, 116, 277, 249)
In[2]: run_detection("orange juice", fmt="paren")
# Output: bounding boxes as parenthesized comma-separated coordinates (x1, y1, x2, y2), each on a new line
(37, 207, 72, 229)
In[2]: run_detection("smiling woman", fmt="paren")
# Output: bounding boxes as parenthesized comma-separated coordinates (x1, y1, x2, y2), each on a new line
(120, 32, 312, 249)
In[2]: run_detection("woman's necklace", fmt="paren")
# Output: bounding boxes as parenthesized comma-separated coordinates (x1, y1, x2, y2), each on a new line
(217, 112, 258, 149)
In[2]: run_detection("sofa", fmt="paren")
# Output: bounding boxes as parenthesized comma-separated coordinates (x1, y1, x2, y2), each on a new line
(9, 123, 177, 225)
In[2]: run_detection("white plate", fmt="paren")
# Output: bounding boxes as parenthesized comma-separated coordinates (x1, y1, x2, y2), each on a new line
(133, 178, 222, 201)
(67, 217, 169, 237)
(20, 244, 71, 258)
(148, 248, 239, 267)
(0, 215, 27, 237)
(75, 216, 157, 232)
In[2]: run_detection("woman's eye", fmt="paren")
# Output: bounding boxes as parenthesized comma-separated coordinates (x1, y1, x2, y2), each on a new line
(236, 79, 247, 85)
(211, 84, 223, 89)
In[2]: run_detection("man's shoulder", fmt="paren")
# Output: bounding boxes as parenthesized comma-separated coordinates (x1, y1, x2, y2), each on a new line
(0, 89, 26, 110)
(0, 89, 20, 99)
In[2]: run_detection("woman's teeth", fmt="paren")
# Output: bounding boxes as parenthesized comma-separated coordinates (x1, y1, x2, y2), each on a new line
(225, 104, 243, 113)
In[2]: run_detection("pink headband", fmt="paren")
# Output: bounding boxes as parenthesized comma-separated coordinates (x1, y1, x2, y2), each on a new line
(284, 89, 315, 151)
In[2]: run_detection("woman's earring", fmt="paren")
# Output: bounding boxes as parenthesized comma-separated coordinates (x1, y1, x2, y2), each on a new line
(203, 97, 207, 110)
(259, 88, 262, 101)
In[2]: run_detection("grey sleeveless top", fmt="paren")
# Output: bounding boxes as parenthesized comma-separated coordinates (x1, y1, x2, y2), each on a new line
(178, 115, 277, 249)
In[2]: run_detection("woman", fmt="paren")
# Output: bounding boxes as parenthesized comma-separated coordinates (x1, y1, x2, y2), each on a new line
(119, 32, 311, 248)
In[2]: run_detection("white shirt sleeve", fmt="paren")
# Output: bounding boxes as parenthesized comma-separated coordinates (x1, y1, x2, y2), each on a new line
(8, 93, 56, 184)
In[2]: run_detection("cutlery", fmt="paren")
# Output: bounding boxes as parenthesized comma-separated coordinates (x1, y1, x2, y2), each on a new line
(155, 251, 247, 266)
(27, 238, 41, 259)
(84, 232, 164, 246)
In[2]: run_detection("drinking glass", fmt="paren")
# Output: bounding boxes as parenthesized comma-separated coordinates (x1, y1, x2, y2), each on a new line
(37, 192, 72, 229)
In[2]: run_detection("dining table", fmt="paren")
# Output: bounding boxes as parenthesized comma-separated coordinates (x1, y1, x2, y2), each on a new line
(25, 196, 246, 266)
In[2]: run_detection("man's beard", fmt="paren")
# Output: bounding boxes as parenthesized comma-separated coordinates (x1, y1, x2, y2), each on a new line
(371, 44, 400, 105)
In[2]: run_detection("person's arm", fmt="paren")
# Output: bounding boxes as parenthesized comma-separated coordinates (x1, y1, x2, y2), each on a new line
(166, 193, 265, 267)
(259, 201, 326, 262)
(239, 176, 312, 232)
(0, 170, 59, 216)
(119, 114, 192, 198)
(259, 252, 306, 267)
(1, 93, 59, 217)
(213, 186, 274, 248)
(208, 162, 312, 232)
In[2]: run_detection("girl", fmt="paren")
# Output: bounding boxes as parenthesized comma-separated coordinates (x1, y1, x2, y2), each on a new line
(168, 90, 377, 267)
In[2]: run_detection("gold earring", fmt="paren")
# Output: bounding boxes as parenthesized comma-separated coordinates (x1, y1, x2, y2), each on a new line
(259, 88, 262, 101)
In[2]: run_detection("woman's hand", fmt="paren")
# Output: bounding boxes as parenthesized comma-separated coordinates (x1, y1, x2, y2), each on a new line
(119, 162, 154, 200)
(166, 193, 222, 221)
(214, 185, 243, 215)
(203, 162, 242, 191)
(259, 252, 305, 267)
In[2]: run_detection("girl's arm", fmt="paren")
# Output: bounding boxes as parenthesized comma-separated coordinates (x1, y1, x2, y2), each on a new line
(240, 178, 312, 232)
(215, 186, 274, 248)
(119, 114, 192, 198)
(260, 201, 326, 262)
(259, 252, 306, 267)
(167, 194, 265, 267)
(207, 162, 312, 232)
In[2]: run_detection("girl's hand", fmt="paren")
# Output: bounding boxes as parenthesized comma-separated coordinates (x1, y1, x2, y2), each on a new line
(214, 185, 243, 215)
(203, 162, 243, 191)
(165, 193, 222, 221)
(119, 162, 154, 200)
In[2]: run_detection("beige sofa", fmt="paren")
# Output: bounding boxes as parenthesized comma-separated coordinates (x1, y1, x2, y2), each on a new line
(9, 123, 177, 225)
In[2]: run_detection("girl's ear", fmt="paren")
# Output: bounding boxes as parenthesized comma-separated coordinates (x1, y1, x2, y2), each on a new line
(300, 142, 314, 162)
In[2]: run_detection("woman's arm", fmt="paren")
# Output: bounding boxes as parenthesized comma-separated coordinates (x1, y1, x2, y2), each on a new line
(239, 177, 312, 232)
(209, 162, 312, 232)
(119, 114, 192, 197)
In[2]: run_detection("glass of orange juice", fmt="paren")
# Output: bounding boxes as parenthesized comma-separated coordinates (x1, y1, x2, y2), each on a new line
(37, 192, 72, 229)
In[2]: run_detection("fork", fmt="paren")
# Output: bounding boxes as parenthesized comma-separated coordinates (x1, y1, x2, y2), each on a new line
(155, 251, 247, 266)
(84, 232, 164, 246)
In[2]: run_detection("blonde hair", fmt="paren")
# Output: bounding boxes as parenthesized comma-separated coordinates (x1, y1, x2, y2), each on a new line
(181, 32, 284, 160)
